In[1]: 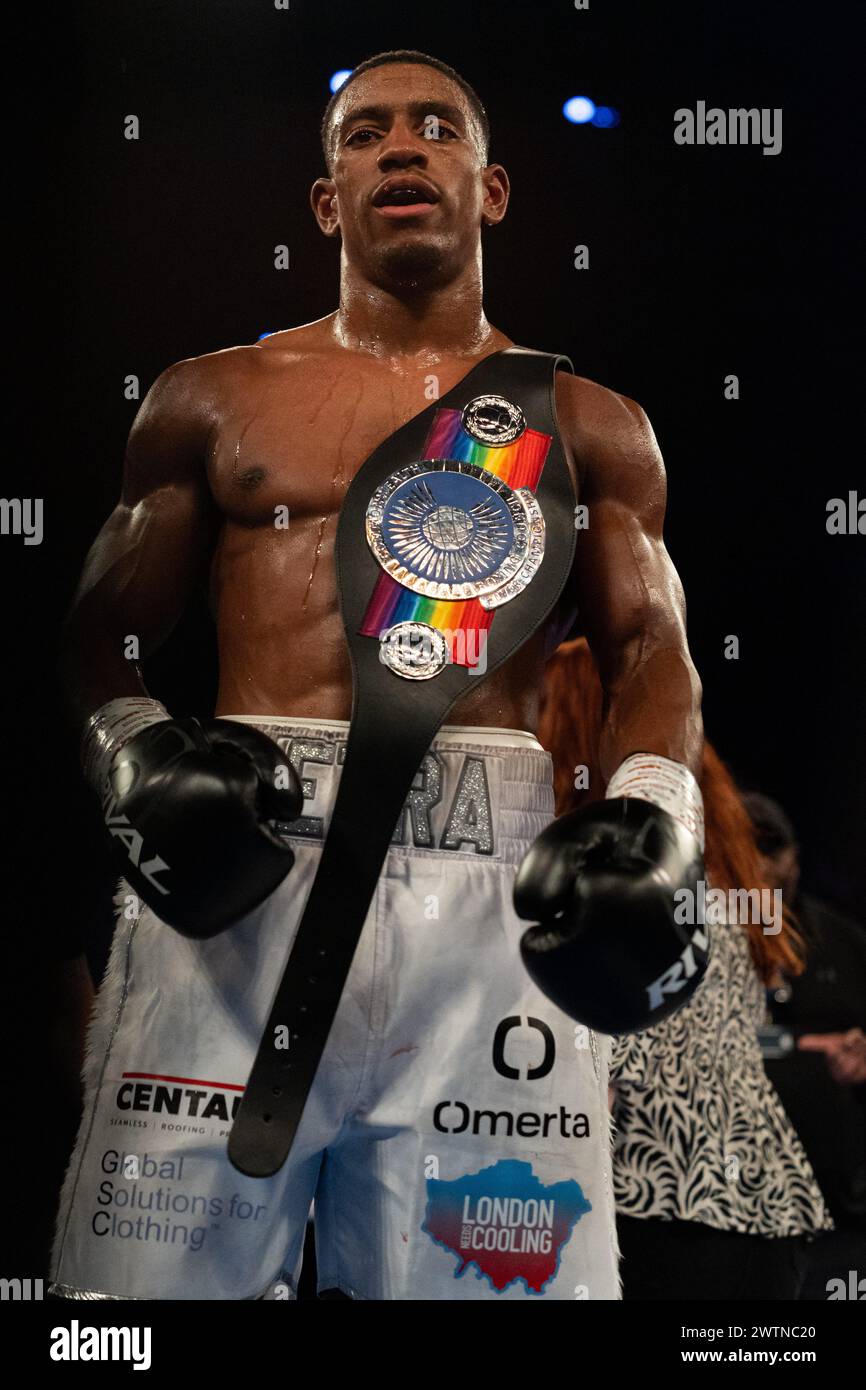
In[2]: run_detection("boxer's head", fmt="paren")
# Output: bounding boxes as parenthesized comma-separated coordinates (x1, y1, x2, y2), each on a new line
(312, 50, 509, 290)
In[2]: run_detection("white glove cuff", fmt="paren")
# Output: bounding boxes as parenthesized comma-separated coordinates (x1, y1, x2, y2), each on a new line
(82, 696, 171, 795)
(605, 751, 705, 852)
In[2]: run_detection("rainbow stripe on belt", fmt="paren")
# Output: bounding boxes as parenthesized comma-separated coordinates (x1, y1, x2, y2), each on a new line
(361, 407, 552, 666)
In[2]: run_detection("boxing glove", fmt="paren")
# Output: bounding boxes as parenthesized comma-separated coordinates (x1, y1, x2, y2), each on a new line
(514, 753, 709, 1034)
(89, 706, 302, 937)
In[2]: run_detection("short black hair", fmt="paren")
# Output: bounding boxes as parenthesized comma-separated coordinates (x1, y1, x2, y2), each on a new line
(321, 49, 490, 174)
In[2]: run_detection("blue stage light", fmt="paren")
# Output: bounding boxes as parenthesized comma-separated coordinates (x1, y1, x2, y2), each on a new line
(563, 96, 596, 125)
(592, 106, 620, 128)
(329, 69, 353, 94)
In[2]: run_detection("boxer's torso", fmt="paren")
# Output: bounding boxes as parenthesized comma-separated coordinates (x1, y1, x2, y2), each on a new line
(195, 314, 580, 729)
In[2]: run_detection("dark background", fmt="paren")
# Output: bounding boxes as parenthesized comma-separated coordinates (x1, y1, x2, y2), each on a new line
(5, 0, 863, 1275)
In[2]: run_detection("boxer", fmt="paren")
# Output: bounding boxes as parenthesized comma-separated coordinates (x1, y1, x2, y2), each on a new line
(51, 49, 703, 1301)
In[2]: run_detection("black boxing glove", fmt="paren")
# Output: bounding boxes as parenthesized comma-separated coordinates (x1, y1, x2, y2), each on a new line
(83, 698, 302, 937)
(514, 752, 709, 1034)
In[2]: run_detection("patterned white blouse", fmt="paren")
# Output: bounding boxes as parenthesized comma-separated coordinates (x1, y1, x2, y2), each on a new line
(609, 916, 834, 1237)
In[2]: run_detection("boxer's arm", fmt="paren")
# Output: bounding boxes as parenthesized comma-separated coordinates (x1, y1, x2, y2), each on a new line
(517, 379, 706, 1032)
(564, 379, 703, 779)
(61, 359, 219, 735)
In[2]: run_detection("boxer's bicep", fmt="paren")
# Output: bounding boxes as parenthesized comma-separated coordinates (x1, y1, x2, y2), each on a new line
(577, 498, 690, 684)
(63, 360, 217, 721)
(573, 399, 676, 671)
(570, 397, 701, 771)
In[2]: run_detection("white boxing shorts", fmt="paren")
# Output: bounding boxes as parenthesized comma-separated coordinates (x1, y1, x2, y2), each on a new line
(51, 718, 620, 1301)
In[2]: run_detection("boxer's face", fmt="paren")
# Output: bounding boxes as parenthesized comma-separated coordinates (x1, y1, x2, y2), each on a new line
(312, 64, 509, 290)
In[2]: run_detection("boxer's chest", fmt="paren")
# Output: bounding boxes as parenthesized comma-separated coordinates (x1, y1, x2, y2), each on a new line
(207, 356, 489, 529)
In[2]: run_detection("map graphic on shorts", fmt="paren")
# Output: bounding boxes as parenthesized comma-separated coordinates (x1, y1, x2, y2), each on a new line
(422, 1158, 591, 1294)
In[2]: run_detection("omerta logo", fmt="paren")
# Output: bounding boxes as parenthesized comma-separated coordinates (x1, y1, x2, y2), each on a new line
(433, 1100, 589, 1140)
(49, 1320, 152, 1370)
(492, 1015, 555, 1080)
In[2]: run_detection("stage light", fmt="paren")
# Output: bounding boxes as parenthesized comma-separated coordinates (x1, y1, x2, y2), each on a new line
(592, 106, 620, 128)
(329, 69, 352, 94)
(563, 96, 596, 125)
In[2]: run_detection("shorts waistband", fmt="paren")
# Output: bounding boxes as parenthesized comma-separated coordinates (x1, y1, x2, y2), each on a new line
(221, 714, 545, 753)
(221, 715, 554, 851)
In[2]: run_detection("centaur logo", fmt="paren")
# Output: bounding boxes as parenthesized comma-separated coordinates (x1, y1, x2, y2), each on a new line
(646, 926, 709, 1011)
(49, 1320, 152, 1370)
(116, 1071, 244, 1123)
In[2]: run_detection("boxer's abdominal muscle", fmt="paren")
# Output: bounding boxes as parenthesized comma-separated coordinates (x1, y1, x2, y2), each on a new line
(210, 506, 552, 730)
(203, 345, 569, 731)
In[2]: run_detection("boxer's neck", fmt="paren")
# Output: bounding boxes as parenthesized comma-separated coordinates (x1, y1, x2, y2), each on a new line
(333, 258, 494, 362)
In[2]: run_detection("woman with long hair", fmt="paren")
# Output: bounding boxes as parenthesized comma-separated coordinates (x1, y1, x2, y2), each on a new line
(539, 638, 832, 1299)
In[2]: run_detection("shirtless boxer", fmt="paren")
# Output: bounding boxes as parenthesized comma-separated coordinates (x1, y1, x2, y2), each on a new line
(51, 50, 704, 1301)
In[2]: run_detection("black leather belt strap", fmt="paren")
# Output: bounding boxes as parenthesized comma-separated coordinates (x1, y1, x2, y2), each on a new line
(228, 347, 576, 1177)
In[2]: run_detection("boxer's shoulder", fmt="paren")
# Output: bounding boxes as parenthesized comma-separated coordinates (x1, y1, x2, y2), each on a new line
(253, 317, 334, 355)
(154, 318, 335, 401)
(554, 370, 664, 498)
(554, 370, 652, 447)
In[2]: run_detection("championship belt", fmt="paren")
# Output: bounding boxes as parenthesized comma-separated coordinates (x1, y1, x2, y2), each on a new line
(228, 347, 576, 1177)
